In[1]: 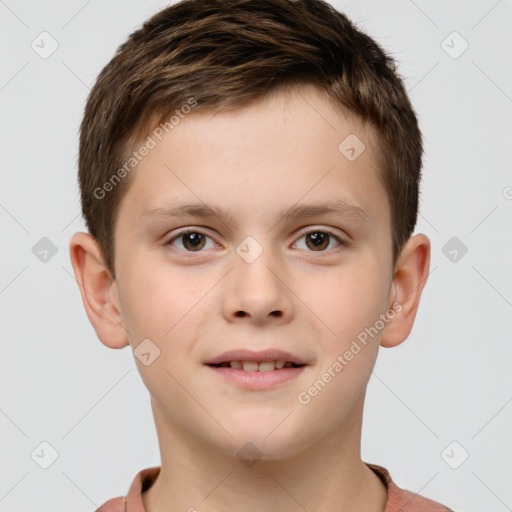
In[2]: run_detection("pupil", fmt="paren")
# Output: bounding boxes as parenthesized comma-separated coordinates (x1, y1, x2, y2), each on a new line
(184, 233, 205, 251)
(307, 232, 328, 251)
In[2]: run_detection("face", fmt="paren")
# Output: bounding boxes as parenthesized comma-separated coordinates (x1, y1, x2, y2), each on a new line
(112, 85, 396, 460)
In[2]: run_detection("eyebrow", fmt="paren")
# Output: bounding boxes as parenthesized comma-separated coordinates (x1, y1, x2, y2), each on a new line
(140, 199, 371, 227)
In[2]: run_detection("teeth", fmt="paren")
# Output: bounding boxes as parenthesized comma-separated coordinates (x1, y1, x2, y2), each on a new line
(258, 361, 275, 372)
(230, 360, 290, 371)
(242, 361, 259, 371)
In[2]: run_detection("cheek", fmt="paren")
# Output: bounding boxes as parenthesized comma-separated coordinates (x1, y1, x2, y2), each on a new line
(117, 268, 202, 406)
(306, 259, 388, 348)
(118, 263, 215, 392)
(299, 269, 387, 416)
(118, 260, 199, 343)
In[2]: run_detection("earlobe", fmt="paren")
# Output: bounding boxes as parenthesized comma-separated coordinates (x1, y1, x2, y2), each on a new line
(69, 232, 130, 349)
(380, 233, 431, 348)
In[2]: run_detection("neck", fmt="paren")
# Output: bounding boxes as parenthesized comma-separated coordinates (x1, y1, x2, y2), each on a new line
(142, 395, 387, 512)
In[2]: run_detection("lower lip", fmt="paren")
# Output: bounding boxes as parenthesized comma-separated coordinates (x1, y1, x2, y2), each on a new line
(205, 365, 307, 390)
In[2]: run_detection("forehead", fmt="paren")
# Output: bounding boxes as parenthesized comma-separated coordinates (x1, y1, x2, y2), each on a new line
(117, 84, 389, 232)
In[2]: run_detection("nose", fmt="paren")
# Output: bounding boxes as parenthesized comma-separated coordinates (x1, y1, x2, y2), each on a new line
(221, 243, 295, 326)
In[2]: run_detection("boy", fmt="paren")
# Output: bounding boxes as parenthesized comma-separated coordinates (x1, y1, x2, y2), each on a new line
(69, 0, 454, 510)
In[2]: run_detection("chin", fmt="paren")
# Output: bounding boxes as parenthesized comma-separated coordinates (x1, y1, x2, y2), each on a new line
(213, 418, 311, 462)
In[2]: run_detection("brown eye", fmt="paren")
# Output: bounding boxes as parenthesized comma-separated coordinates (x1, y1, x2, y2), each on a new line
(295, 230, 343, 252)
(168, 230, 215, 252)
(306, 232, 329, 250)
(181, 232, 205, 251)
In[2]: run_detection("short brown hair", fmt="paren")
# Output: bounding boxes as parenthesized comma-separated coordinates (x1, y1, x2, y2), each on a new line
(78, 0, 423, 277)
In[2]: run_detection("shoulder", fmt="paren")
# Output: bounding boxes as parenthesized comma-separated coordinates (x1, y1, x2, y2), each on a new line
(366, 463, 455, 512)
(96, 496, 127, 512)
(95, 466, 160, 512)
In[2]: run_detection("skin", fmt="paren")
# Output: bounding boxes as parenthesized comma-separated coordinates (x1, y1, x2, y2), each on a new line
(70, 84, 430, 512)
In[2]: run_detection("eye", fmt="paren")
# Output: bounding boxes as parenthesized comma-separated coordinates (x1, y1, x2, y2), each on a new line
(293, 229, 345, 252)
(166, 228, 347, 253)
(167, 229, 217, 252)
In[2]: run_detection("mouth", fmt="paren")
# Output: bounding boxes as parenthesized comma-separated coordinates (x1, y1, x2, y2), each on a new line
(204, 349, 309, 390)
(207, 360, 305, 371)
(205, 348, 309, 368)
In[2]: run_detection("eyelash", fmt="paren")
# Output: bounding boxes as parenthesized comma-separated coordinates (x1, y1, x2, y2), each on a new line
(165, 228, 348, 253)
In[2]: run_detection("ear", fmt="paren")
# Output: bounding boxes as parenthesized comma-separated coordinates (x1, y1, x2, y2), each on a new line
(380, 233, 431, 348)
(69, 232, 129, 349)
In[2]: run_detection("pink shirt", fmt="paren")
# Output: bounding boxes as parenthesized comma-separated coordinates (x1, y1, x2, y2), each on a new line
(96, 463, 454, 511)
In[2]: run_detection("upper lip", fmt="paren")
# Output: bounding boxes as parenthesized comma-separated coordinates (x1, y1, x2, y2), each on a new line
(205, 349, 309, 365)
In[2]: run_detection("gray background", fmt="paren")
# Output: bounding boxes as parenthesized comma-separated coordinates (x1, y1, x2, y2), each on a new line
(1, 0, 511, 510)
